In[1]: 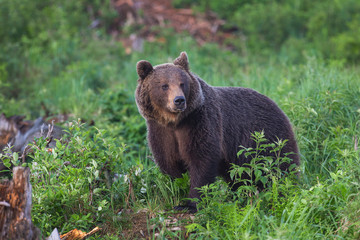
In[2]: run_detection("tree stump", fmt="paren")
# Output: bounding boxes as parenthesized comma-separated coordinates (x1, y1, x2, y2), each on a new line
(0, 167, 40, 240)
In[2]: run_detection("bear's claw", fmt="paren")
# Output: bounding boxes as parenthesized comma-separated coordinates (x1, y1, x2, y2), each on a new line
(173, 205, 197, 213)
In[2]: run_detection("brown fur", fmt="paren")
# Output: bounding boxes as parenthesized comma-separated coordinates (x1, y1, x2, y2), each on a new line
(135, 52, 300, 212)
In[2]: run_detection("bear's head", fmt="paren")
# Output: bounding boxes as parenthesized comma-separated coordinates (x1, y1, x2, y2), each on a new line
(135, 52, 204, 125)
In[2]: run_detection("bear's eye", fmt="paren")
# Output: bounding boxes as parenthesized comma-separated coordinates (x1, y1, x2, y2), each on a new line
(162, 84, 169, 90)
(180, 83, 185, 88)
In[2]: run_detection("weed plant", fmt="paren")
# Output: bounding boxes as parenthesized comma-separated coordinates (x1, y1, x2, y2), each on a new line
(187, 131, 360, 239)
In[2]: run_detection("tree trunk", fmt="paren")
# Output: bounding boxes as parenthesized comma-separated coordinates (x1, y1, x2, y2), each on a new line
(0, 167, 41, 240)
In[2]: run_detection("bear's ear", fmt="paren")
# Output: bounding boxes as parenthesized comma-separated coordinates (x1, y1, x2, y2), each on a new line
(173, 52, 189, 71)
(137, 60, 153, 80)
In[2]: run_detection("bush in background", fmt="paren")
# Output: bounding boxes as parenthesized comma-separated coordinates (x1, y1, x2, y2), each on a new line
(174, 0, 360, 63)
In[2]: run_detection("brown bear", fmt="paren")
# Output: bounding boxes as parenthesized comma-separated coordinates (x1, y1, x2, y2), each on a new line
(135, 52, 300, 212)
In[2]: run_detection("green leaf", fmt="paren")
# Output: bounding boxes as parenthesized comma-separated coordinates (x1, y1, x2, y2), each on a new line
(12, 152, 18, 163)
(3, 158, 11, 168)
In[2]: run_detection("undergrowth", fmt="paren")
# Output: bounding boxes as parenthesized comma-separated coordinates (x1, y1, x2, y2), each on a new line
(29, 120, 126, 236)
(187, 131, 360, 239)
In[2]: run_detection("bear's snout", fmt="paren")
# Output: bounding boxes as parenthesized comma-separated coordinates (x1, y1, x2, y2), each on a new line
(173, 96, 186, 111)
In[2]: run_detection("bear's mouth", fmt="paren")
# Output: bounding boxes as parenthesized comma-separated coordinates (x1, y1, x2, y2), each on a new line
(169, 105, 186, 113)
(172, 108, 185, 113)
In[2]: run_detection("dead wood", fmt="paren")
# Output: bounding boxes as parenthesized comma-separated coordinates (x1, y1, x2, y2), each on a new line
(0, 167, 41, 240)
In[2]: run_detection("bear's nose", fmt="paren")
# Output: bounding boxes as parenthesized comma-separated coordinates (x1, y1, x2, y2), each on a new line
(174, 96, 186, 106)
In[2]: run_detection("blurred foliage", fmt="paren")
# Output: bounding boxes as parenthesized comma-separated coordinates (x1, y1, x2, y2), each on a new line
(97, 88, 147, 159)
(174, 0, 360, 63)
(0, 0, 118, 111)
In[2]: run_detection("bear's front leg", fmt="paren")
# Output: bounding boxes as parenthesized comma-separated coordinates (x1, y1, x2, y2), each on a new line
(174, 155, 219, 213)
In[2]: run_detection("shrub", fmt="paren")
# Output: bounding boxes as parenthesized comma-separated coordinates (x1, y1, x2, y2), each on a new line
(29, 120, 126, 235)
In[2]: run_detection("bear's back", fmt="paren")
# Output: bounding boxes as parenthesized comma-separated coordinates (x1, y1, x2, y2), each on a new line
(208, 85, 298, 163)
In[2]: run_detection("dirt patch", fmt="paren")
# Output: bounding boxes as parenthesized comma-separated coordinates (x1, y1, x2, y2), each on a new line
(121, 209, 195, 239)
(108, 0, 236, 53)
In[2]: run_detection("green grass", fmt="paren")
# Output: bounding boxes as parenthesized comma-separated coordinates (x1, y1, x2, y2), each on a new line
(3, 39, 360, 238)
(1, 0, 360, 239)
(7, 42, 358, 239)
